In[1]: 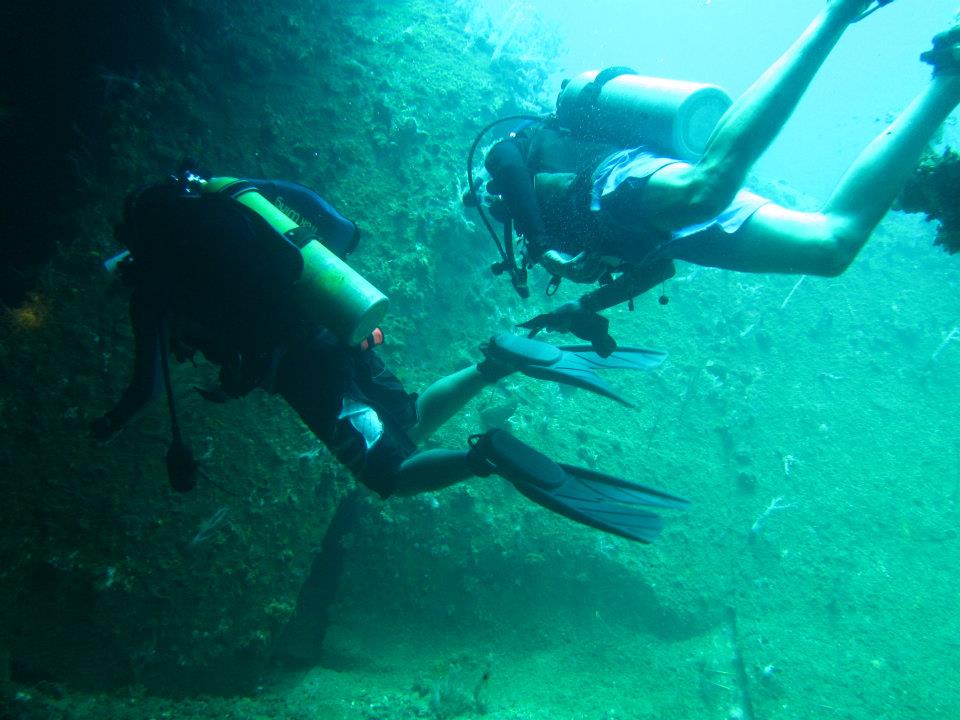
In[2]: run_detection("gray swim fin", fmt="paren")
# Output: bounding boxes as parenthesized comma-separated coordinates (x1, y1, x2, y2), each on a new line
(469, 430, 687, 543)
(480, 334, 666, 407)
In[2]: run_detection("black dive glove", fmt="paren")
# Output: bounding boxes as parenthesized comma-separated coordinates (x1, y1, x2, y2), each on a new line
(518, 300, 617, 357)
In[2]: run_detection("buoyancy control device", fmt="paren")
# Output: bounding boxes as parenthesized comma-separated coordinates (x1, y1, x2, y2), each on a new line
(202, 177, 389, 345)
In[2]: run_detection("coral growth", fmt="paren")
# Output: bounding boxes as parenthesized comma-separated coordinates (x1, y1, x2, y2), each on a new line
(897, 147, 960, 254)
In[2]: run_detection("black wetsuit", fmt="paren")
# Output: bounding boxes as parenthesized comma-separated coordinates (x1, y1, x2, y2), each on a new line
(104, 178, 416, 497)
(484, 121, 677, 311)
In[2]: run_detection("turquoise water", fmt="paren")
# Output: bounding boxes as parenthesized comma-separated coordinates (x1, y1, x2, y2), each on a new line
(1, 1, 958, 718)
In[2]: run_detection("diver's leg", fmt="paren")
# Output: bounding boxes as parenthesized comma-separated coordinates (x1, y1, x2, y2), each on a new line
(641, 0, 871, 232)
(407, 336, 551, 443)
(389, 448, 481, 496)
(406, 366, 492, 444)
(668, 71, 960, 275)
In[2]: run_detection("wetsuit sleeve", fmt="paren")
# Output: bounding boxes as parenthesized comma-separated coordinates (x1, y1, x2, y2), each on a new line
(484, 138, 547, 240)
(579, 259, 676, 313)
(104, 288, 163, 427)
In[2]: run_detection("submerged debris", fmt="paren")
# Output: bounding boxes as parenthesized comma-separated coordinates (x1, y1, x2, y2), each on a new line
(750, 497, 793, 537)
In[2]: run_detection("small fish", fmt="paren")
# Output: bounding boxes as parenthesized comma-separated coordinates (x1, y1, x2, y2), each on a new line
(188, 506, 230, 548)
(98, 70, 142, 95)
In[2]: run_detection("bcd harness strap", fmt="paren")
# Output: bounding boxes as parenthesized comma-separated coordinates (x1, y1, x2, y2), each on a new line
(568, 66, 638, 134)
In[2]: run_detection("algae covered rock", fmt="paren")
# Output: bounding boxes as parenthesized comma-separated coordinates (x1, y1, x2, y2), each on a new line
(0, 0, 551, 695)
(897, 147, 960, 254)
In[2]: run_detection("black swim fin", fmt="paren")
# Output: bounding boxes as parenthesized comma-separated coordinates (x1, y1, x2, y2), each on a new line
(479, 334, 666, 407)
(469, 430, 687, 543)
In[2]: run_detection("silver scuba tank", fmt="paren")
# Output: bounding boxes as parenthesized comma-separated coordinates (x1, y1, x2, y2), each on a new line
(555, 68, 733, 161)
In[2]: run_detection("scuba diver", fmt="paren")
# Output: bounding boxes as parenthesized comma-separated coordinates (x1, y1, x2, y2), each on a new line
(92, 167, 687, 662)
(93, 168, 689, 537)
(469, 0, 960, 355)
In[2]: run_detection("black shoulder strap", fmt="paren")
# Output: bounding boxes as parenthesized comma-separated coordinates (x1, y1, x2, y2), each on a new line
(579, 66, 638, 110)
(244, 179, 360, 258)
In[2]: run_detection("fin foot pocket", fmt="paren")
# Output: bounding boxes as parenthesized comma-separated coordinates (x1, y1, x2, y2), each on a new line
(469, 429, 687, 543)
(478, 333, 667, 406)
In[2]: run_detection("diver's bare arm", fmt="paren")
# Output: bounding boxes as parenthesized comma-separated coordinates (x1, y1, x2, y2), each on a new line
(667, 36, 960, 276)
(642, 1, 869, 232)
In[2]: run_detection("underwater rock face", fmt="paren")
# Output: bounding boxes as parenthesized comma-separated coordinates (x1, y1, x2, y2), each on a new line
(3, 2, 960, 718)
(0, 2, 179, 308)
(0, 0, 549, 694)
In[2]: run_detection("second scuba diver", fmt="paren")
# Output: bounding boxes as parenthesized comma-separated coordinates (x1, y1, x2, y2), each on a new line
(471, 0, 960, 355)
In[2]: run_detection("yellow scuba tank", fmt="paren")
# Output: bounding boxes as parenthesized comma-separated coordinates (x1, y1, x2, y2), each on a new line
(556, 68, 732, 161)
(202, 177, 389, 345)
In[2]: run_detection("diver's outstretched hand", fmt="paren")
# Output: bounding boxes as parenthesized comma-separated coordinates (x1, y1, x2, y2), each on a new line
(518, 300, 617, 357)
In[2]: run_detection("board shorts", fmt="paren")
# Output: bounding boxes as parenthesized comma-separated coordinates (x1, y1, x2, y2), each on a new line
(274, 330, 418, 498)
(590, 147, 770, 263)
